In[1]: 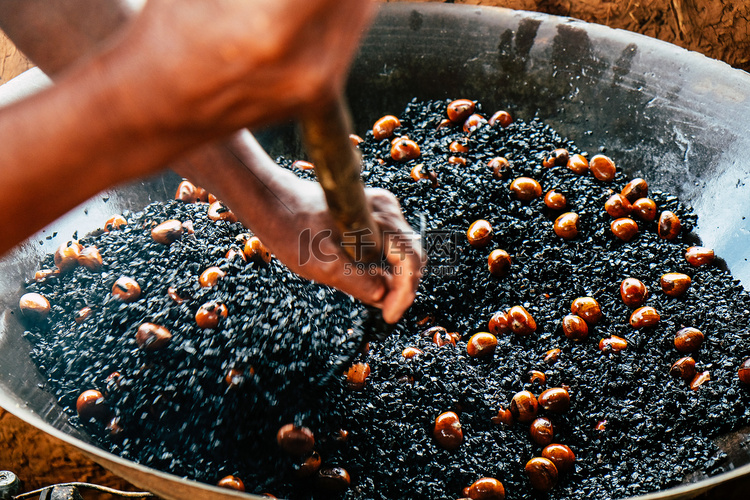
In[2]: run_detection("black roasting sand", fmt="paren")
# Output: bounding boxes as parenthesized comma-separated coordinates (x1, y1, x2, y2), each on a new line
(21, 98, 750, 499)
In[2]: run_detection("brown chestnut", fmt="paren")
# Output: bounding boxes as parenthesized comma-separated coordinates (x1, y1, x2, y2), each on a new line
(658, 211, 681, 240)
(571, 297, 602, 325)
(135, 323, 172, 351)
(465, 477, 505, 500)
(78, 246, 103, 271)
(74, 306, 92, 324)
(567, 154, 589, 175)
(199, 266, 226, 287)
(447, 99, 475, 123)
(54, 240, 82, 272)
(373, 115, 401, 140)
(538, 387, 571, 412)
(489, 311, 511, 335)
(621, 178, 648, 203)
(599, 336, 628, 353)
(661, 272, 691, 297)
(685, 246, 714, 267)
(690, 371, 711, 391)
(632, 198, 657, 221)
(467, 220, 494, 247)
(630, 306, 660, 328)
(225, 246, 246, 262)
(544, 348, 562, 364)
(349, 134, 364, 146)
(151, 219, 183, 244)
(463, 114, 486, 134)
(104, 215, 127, 232)
(543, 148, 570, 168)
(434, 411, 463, 450)
(467, 332, 498, 358)
(292, 160, 315, 171)
(562, 314, 588, 341)
(225, 368, 245, 389)
(670, 356, 697, 381)
(530, 417, 554, 446)
(620, 278, 648, 308)
(411, 164, 439, 187)
(528, 370, 547, 385)
(488, 249, 512, 277)
(488, 110, 513, 128)
(175, 180, 208, 203)
(738, 358, 750, 385)
(508, 305, 536, 335)
(488, 157, 511, 180)
(19, 293, 50, 321)
(167, 286, 185, 304)
(317, 467, 351, 493)
(525, 457, 558, 492)
(554, 212, 579, 240)
(292, 451, 322, 478)
(510, 390, 539, 423)
(208, 201, 238, 223)
(217, 475, 245, 492)
(346, 362, 371, 391)
(674, 327, 704, 353)
(33, 269, 58, 282)
(391, 136, 421, 161)
(243, 236, 272, 264)
(510, 177, 542, 201)
(542, 444, 575, 473)
(449, 140, 470, 154)
(611, 218, 638, 241)
(544, 190, 567, 210)
(589, 154, 616, 181)
(491, 407, 514, 426)
(277, 424, 314, 456)
(436, 118, 452, 130)
(76, 389, 108, 421)
(112, 276, 141, 302)
(402, 347, 423, 359)
(605, 194, 632, 218)
(195, 301, 228, 329)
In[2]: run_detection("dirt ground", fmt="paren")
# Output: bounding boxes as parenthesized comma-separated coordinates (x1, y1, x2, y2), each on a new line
(390, 0, 750, 71)
(0, 408, 143, 499)
(0, 0, 748, 498)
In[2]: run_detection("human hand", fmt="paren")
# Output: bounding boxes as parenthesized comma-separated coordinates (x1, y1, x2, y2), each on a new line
(269, 181, 425, 324)
(176, 132, 424, 324)
(103, 0, 376, 140)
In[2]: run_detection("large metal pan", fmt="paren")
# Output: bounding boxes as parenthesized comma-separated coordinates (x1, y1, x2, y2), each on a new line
(2, 3, 750, 499)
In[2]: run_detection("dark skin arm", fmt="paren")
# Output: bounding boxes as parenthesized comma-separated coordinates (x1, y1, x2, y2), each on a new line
(0, 0, 134, 76)
(0, 0, 424, 323)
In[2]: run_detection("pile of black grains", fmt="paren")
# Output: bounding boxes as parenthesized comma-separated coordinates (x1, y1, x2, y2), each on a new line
(21, 98, 750, 500)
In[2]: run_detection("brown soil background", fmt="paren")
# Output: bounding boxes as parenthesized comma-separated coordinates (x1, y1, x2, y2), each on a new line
(390, 0, 750, 71)
(0, 0, 748, 498)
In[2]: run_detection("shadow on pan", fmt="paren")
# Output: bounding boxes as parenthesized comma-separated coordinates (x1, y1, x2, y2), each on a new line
(2, 4, 750, 499)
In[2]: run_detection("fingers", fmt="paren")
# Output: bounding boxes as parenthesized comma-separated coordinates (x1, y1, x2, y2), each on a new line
(292, 209, 389, 308)
(366, 188, 425, 323)
(380, 229, 424, 323)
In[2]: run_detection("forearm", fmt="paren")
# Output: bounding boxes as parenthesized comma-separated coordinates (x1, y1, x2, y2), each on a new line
(177, 131, 308, 243)
(0, 55, 191, 255)
(0, 0, 135, 76)
(0, 0, 265, 252)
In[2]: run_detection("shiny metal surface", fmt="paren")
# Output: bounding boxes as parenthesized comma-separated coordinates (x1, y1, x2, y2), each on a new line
(2, 3, 750, 499)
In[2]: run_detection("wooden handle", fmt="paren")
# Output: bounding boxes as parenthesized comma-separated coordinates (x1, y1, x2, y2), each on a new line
(300, 96, 383, 263)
